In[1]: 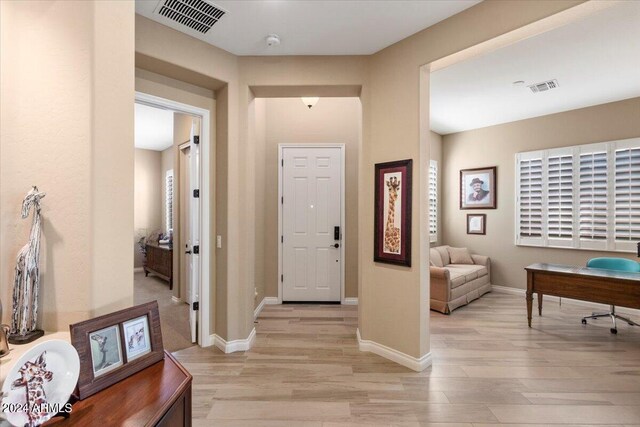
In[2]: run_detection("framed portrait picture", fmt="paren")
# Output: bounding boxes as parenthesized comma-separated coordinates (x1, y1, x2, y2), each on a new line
(70, 301, 164, 399)
(89, 325, 123, 377)
(460, 166, 497, 209)
(123, 315, 151, 362)
(467, 214, 486, 235)
(374, 159, 412, 266)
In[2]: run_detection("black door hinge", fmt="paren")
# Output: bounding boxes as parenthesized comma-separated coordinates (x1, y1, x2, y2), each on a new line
(281, 196, 284, 204)
(281, 274, 284, 282)
(281, 235, 283, 243)
(192, 302, 199, 311)
(193, 189, 200, 198)
(193, 245, 199, 254)
(281, 159, 284, 167)
(193, 136, 200, 145)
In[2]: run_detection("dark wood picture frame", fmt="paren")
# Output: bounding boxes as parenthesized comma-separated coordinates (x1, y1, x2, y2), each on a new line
(467, 214, 486, 235)
(70, 301, 164, 400)
(460, 166, 497, 209)
(374, 159, 412, 266)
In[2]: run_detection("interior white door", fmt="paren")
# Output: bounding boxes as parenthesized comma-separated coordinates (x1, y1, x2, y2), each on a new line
(188, 119, 200, 343)
(282, 146, 342, 302)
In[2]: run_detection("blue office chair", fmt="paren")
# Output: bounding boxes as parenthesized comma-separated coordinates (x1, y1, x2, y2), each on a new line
(582, 257, 640, 334)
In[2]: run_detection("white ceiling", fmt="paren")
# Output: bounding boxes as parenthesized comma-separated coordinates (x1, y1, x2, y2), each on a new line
(430, 2, 640, 135)
(135, 103, 174, 151)
(135, 0, 480, 56)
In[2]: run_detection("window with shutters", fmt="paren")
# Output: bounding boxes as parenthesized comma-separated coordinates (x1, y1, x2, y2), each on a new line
(615, 146, 640, 242)
(165, 170, 174, 234)
(429, 160, 438, 243)
(516, 137, 640, 252)
(547, 154, 573, 240)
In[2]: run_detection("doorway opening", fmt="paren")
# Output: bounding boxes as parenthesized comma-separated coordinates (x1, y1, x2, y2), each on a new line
(133, 92, 211, 351)
(251, 96, 361, 311)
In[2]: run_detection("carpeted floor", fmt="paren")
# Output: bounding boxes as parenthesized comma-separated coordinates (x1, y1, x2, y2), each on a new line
(133, 271, 192, 353)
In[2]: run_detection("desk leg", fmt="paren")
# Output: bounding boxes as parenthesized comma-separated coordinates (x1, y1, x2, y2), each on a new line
(538, 293, 543, 316)
(526, 292, 533, 327)
(526, 270, 533, 327)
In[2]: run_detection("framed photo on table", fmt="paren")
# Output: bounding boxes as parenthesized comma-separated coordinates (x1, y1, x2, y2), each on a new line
(374, 159, 412, 266)
(70, 301, 164, 399)
(460, 166, 497, 209)
(467, 214, 486, 235)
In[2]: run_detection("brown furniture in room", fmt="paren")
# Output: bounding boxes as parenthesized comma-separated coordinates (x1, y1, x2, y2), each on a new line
(45, 351, 192, 426)
(525, 263, 640, 328)
(145, 243, 173, 289)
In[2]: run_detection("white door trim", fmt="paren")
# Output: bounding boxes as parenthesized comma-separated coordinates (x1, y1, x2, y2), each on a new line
(277, 144, 346, 304)
(135, 91, 211, 347)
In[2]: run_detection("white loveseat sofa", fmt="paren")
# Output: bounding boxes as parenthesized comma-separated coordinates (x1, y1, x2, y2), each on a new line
(429, 245, 492, 314)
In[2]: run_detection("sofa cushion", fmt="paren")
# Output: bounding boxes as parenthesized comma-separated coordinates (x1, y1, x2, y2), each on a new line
(430, 248, 444, 267)
(446, 264, 488, 289)
(434, 246, 451, 265)
(448, 247, 474, 265)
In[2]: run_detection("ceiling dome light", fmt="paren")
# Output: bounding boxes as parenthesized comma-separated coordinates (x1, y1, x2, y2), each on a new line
(301, 97, 319, 109)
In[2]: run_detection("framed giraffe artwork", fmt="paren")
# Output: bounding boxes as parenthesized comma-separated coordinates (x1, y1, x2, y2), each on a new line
(69, 301, 164, 399)
(374, 159, 413, 266)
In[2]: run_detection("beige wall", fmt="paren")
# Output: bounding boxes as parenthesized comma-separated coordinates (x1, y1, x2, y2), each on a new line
(254, 97, 361, 306)
(441, 97, 640, 290)
(1, 0, 134, 329)
(134, 149, 162, 268)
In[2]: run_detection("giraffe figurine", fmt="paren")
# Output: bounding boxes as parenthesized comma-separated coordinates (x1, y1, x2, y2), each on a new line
(10, 187, 46, 341)
(384, 176, 401, 254)
(11, 351, 54, 427)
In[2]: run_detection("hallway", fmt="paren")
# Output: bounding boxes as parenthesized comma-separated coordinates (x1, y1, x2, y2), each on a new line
(173, 293, 640, 425)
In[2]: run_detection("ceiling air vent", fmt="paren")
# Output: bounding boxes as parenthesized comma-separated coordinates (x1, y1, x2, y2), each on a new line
(528, 79, 559, 94)
(155, 0, 226, 34)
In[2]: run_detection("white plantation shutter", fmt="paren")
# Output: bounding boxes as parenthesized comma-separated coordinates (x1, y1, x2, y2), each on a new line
(547, 154, 573, 242)
(429, 160, 437, 243)
(615, 146, 640, 245)
(166, 170, 174, 233)
(517, 156, 543, 244)
(516, 137, 639, 253)
(579, 151, 608, 246)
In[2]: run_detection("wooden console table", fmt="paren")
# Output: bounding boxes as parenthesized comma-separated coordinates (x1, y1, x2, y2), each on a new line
(525, 263, 640, 327)
(46, 351, 192, 426)
(145, 243, 173, 289)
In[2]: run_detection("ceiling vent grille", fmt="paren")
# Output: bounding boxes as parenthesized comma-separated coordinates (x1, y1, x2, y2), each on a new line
(528, 79, 559, 94)
(156, 0, 226, 34)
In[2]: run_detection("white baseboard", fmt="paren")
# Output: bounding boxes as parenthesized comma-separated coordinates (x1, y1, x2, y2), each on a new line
(492, 285, 640, 317)
(133, 267, 144, 273)
(264, 297, 279, 305)
(342, 297, 358, 305)
(211, 328, 256, 353)
(356, 328, 431, 372)
(254, 298, 266, 319)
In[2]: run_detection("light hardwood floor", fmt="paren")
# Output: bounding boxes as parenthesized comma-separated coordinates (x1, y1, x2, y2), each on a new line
(173, 290, 640, 426)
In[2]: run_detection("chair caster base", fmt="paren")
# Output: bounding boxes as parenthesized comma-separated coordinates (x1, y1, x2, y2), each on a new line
(581, 319, 587, 325)
(610, 328, 617, 334)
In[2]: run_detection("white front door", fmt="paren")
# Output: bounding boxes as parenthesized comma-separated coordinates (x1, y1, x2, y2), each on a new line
(281, 146, 342, 302)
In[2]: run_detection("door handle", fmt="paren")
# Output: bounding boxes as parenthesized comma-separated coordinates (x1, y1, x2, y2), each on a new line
(330, 243, 340, 248)
(185, 250, 192, 254)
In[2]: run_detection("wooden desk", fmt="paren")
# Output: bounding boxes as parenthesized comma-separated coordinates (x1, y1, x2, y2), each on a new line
(525, 263, 640, 327)
(46, 351, 192, 427)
